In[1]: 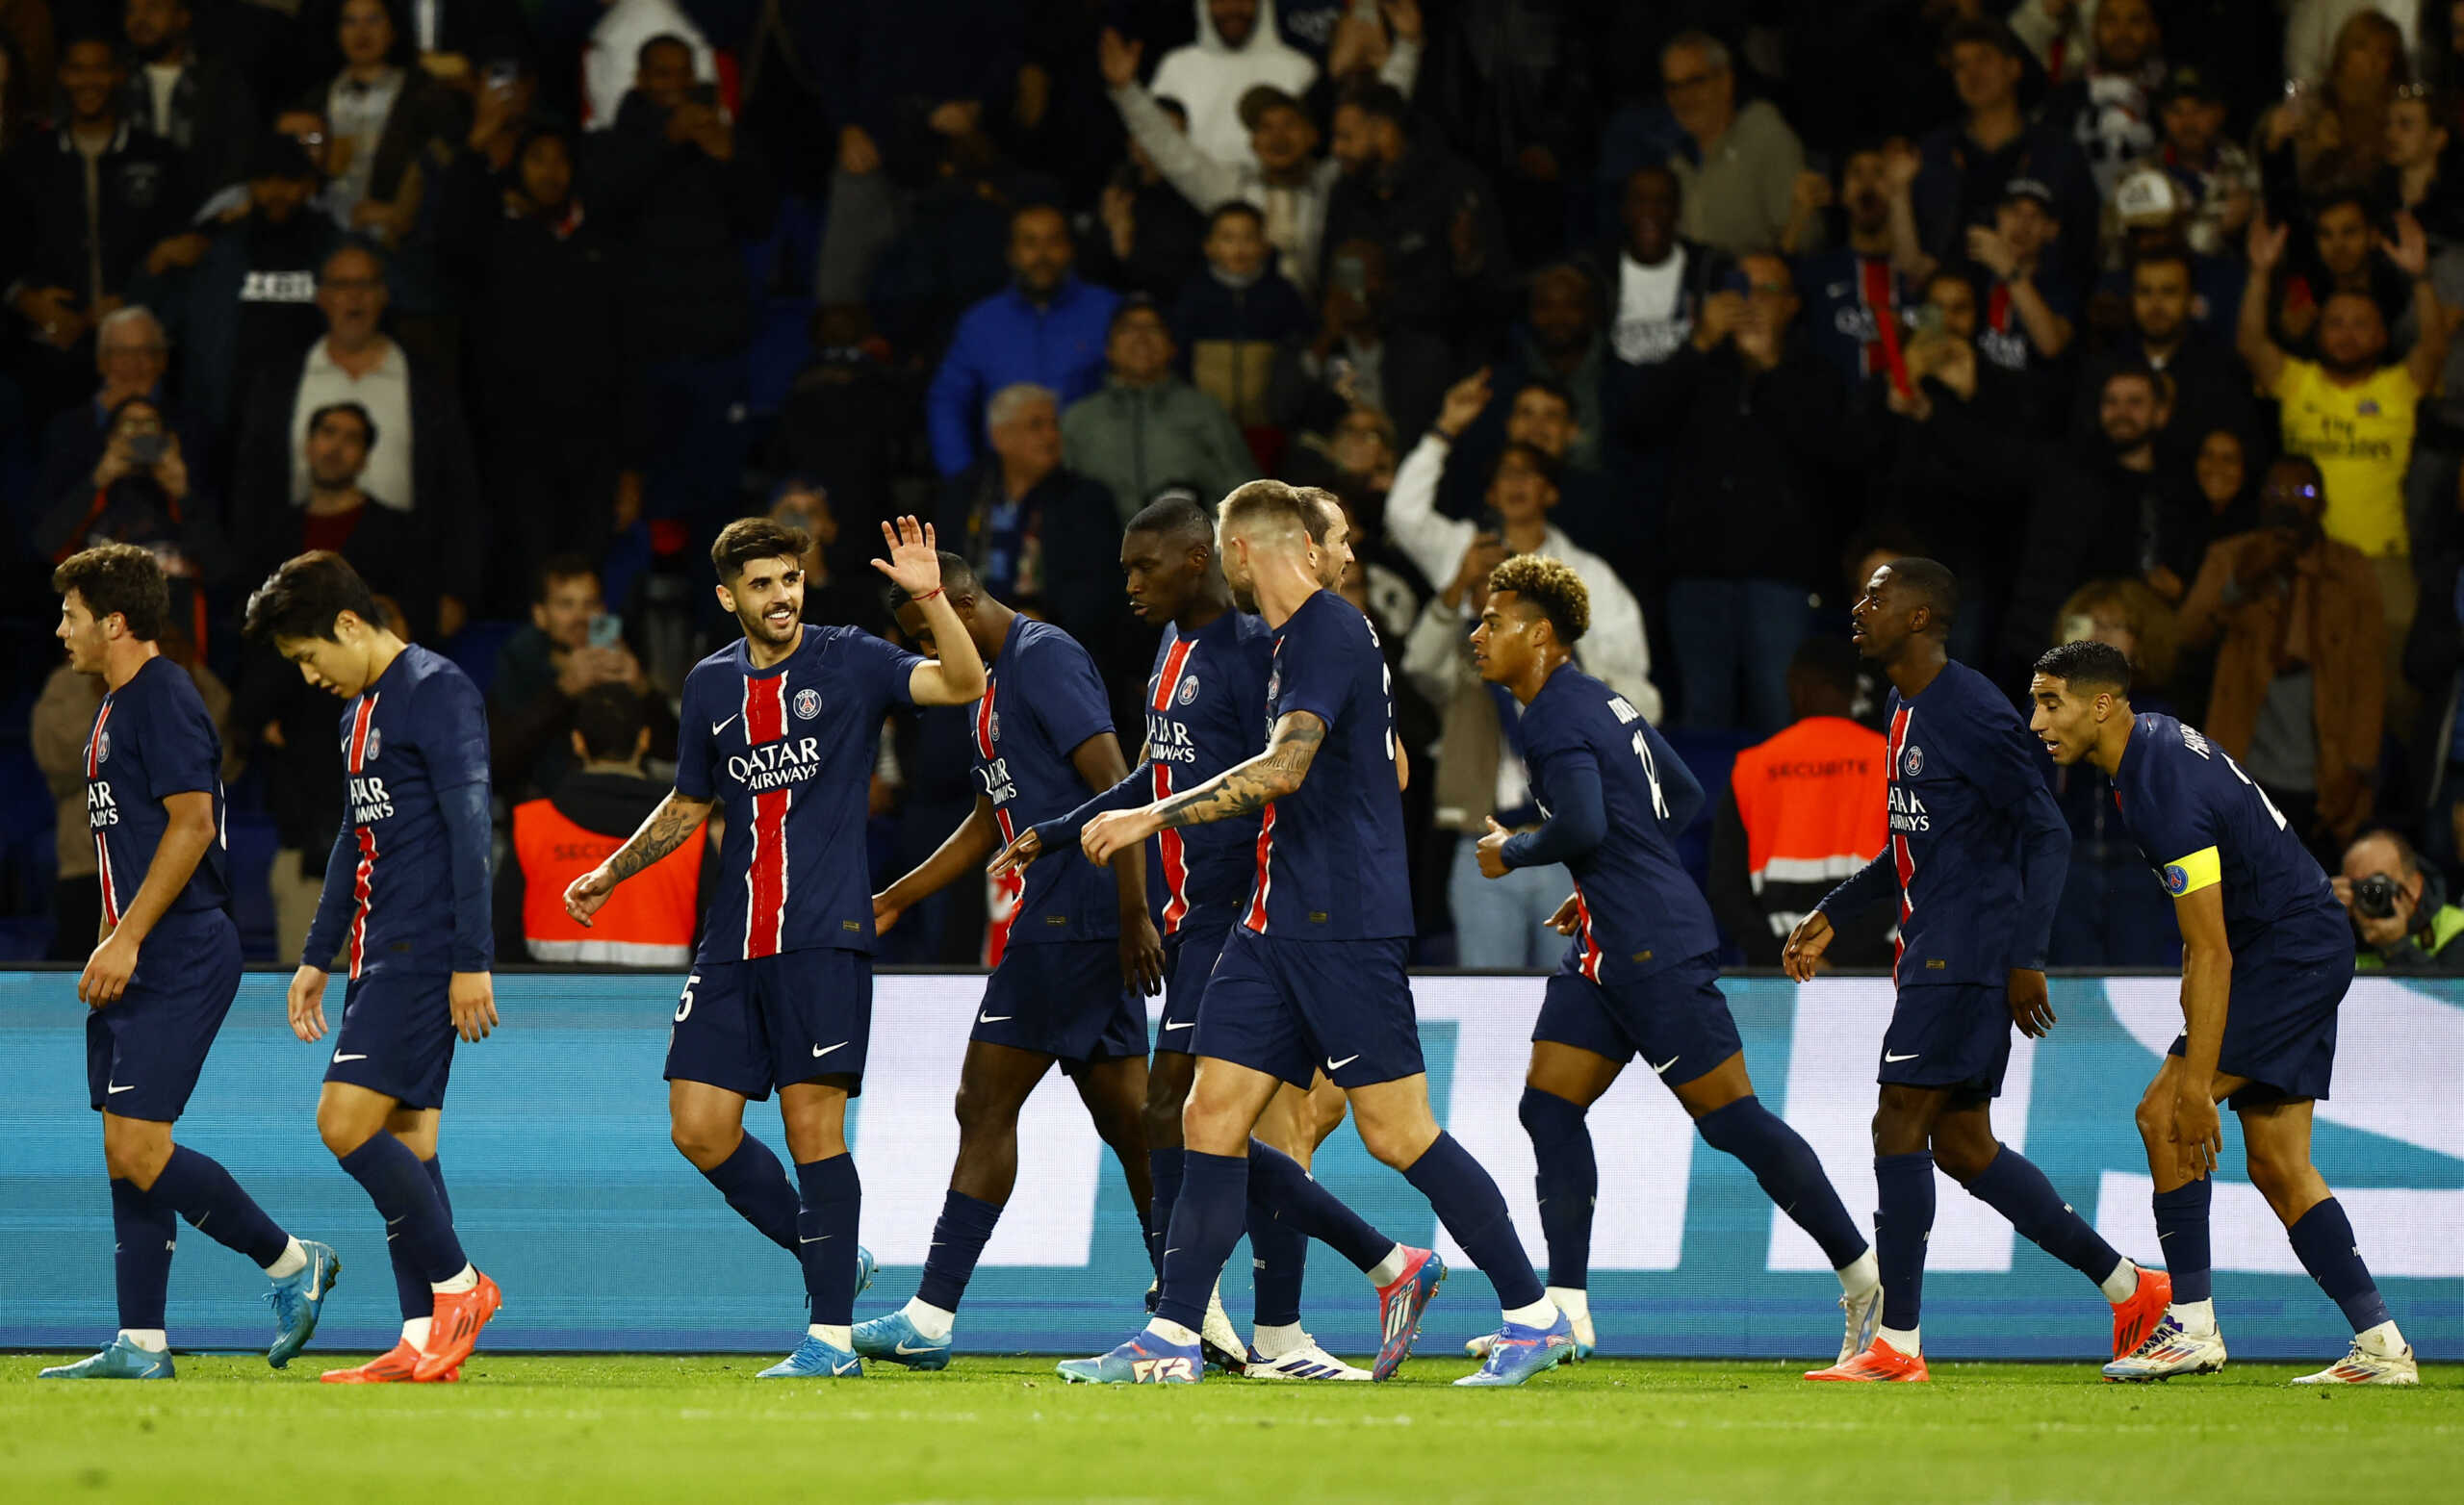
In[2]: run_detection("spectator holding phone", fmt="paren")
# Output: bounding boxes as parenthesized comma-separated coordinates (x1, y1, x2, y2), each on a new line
(35, 394, 228, 650)
(487, 555, 677, 803)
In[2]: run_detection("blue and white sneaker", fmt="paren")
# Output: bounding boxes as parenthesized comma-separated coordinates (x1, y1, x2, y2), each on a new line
(1467, 1309, 1596, 1363)
(39, 1335, 174, 1380)
(1057, 1331, 1203, 1385)
(757, 1334, 864, 1379)
(855, 1244, 877, 1299)
(850, 1310, 951, 1370)
(1245, 1339, 1372, 1381)
(1453, 1312, 1576, 1387)
(265, 1239, 342, 1368)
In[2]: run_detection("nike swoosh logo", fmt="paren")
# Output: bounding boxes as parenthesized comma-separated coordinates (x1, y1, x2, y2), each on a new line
(833, 1359, 859, 1373)
(799, 1235, 830, 1244)
(1161, 1021, 1194, 1032)
(1884, 1051, 1920, 1062)
(711, 715, 738, 736)
(1650, 1056, 1681, 1076)
(978, 1011, 1013, 1023)
(332, 1053, 367, 1063)
(386, 1216, 405, 1227)
(812, 1041, 846, 1058)
(894, 1339, 938, 1355)
(1325, 1055, 1359, 1071)
(106, 1083, 135, 1094)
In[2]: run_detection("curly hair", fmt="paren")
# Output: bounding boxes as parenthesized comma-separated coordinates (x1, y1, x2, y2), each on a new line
(1487, 554, 1590, 644)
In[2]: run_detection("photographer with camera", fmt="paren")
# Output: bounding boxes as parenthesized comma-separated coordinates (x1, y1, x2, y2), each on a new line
(2335, 829, 2464, 973)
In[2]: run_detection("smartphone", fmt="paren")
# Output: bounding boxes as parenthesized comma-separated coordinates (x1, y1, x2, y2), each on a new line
(483, 61, 519, 91)
(588, 612, 623, 650)
(1912, 302, 1946, 341)
(125, 432, 167, 466)
(1719, 268, 1751, 295)
(1333, 254, 1369, 302)
(687, 82, 719, 109)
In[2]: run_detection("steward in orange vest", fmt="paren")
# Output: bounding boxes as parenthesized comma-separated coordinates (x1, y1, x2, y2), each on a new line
(504, 684, 703, 963)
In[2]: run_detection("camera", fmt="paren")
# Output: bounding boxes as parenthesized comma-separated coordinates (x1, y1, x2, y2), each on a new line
(124, 433, 167, 467)
(2353, 872, 2402, 919)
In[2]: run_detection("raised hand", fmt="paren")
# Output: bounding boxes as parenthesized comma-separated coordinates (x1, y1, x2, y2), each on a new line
(2246, 215, 2289, 272)
(2382, 211, 2431, 279)
(1097, 28, 1142, 89)
(871, 516, 943, 595)
(1435, 367, 1492, 439)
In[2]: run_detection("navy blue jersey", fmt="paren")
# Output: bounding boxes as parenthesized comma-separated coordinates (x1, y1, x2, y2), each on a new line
(676, 624, 923, 961)
(1243, 591, 1412, 940)
(86, 655, 228, 926)
(1144, 611, 1275, 933)
(975, 615, 1123, 943)
(1797, 248, 1911, 386)
(328, 645, 489, 978)
(1517, 665, 1718, 983)
(1819, 660, 2068, 984)
(2109, 712, 2350, 961)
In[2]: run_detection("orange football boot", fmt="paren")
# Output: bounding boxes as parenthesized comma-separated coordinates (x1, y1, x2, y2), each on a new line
(412, 1272, 502, 1382)
(1805, 1337, 1930, 1382)
(321, 1339, 459, 1384)
(2110, 1266, 2172, 1361)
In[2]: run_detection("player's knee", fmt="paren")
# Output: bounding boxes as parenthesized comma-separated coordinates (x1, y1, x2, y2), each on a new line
(669, 1117, 733, 1167)
(101, 1129, 166, 1184)
(316, 1102, 373, 1158)
(2242, 1137, 2300, 1199)
(1353, 1115, 1434, 1171)
(1868, 1105, 1924, 1157)
(1141, 1093, 1184, 1149)
(2132, 1085, 2170, 1148)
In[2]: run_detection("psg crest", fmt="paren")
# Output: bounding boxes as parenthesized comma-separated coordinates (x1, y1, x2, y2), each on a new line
(341, 726, 382, 760)
(92, 729, 110, 764)
(988, 710, 1001, 742)
(1901, 744, 1922, 777)
(793, 688, 821, 721)
(1177, 676, 1199, 705)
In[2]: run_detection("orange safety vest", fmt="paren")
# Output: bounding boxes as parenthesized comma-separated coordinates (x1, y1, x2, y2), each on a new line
(1730, 715, 1888, 899)
(513, 797, 701, 965)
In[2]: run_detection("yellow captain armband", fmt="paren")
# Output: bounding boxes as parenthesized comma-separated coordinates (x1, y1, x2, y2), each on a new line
(2161, 847, 2221, 898)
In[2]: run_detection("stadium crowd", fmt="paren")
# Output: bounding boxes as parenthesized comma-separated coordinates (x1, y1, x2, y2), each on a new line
(8, 0, 2464, 976)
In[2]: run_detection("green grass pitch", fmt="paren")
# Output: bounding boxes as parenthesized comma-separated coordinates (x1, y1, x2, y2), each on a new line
(7, 1352, 2455, 1503)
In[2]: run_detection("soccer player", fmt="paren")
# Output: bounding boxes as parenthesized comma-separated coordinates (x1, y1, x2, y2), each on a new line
(1786, 560, 2169, 1382)
(2030, 641, 2419, 1384)
(1059, 479, 1574, 1388)
(852, 553, 1165, 1367)
(560, 518, 986, 1379)
(1462, 556, 1881, 1366)
(244, 551, 501, 1385)
(39, 546, 339, 1381)
(991, 494, 1424, 1381)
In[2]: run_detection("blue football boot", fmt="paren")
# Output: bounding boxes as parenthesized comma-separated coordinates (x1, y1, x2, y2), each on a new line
(850, 1309, 951, 1370)
(265, 1239, 342, 1368)
(1453, 1311, 1576, 1387)
(855, 1244, 877, 1299)
(1056, 1330, 1203, 1385)
(757, 1334, 864, 1379)
(40, 1335, 174, 1380)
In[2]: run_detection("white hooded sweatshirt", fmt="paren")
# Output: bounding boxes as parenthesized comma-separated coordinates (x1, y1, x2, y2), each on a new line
(1149, 0, 1321, 166)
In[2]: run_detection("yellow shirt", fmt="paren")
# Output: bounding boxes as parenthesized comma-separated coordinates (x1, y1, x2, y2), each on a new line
(2272, 358, 2419, 557)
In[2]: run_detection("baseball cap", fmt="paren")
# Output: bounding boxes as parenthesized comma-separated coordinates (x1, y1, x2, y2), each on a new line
(2002, 177, 2057, 209)
(2157, 64, 2222, 107)
(2113, 169, 2182, 228)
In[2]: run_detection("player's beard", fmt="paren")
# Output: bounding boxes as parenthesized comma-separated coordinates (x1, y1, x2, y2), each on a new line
(742, 599, 802, 646)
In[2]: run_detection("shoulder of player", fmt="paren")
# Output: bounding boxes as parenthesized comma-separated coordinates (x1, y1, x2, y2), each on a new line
(1015, 617, 1096, 676)
(401, 646, 481, 707)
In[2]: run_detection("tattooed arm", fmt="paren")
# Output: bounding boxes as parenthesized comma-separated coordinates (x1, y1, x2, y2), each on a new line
(1080, 711, 1326, 863)
(562, 790, 716, 926)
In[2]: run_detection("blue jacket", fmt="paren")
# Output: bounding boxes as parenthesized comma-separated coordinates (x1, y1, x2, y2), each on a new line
(927, 277, 1121, 476)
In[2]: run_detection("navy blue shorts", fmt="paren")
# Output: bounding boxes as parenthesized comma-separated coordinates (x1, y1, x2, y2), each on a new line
(2168, 945, 2348, 1105)
(1532, 951, 1741, 1086)
(325, 958, 457, 1110)
(1878, 982, 2013, 1098)
(86, 911, 242, 1121)
(666, 947, 872, 1101)
(972, 940, 1146, 1065)
(1193, 928, 1424, 1090)
(1154, 924, 1232, 1055)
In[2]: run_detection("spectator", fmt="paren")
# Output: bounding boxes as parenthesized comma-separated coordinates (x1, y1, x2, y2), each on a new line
(502, 683, 704, 966)
(938, 383, 1124, 654)
(926, 203, 1119, 477)
(253, 401, 440, 639)
(1707, 636, 1892, 968)
(1495, 263, 1608, 472)
(1278, 399, 1396, 529)
(1900, 19, 2096, 289)
(1149, 0, 1320, 167)
(3, 33, 194, 420)
(582, 0, 713, 130)
(1270, 235, 1447, 451)
(764, 480, 890, 635)
(1079, 94, 1208, 300)
(118, 0, 253, 192)
(2178, 454, 2385, 861)
(2194, 424, 2261, 536)
(2240, 211, 2447, 652)
(1105, 28, 1338, 297)
(2337, 827, 2464, 972)
(1061, 297, 1254, 523)
(2009, 0, 2094, 88)
(1796, 143, 1916, 394)
(487, 554, 679, 804)
(2266, 7, 2408, 205)
(2078, 245, 2256, 472)
(1601, 163, 1732, 386)
(585, 32, 775, 527)
(2272, 191, 2412, 354)
(36, 395, 228, 651)
(1660, 29, 1810, 258)
(29, 306, 208, 541)
(766, 308, 913, 590)
(1964, 178, 2077, 379)
(2288, 2, 2421, 89)
(1321, 77, 1508, 346)
(2143, 64, 2258, 259)
(1173, 199, 1312, 430)
(232, 241, 480, 637)
(150, 132, 334, 434)
(1388, 373, 1656, 715)
(307, 0, 461, 247)
(2042, 0, 2164, 199)
(1628, 251, 1852, 733)
(1433, 368, 1628, 576)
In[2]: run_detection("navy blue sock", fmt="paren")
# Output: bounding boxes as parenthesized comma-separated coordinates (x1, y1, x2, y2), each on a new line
(1518, 1087, 1597, 1289)
(914, 1190, 1004, 1313)
(385, 1156, 451, 1321)
(1964, 1144, 2124, 1288)
(795, 1155, 862, 1327)
(2287, 1197, 2393, 1334)
(110, 1178, 176, 1331)
(1146, 1147, 1182, 1278)
(2152, 1179, 2213, 1305)
(1157, 1150, 1249, 1332)
(1246, 1138, 1391, 1271)
(699, 1134, 799, 1251)
(146, 1144, 290, 1267)
(1874, 1152, 1936, 1331)
(338, 1133, 464, 1286)
(1248, 1212, 1308, 1329)
(1401, 1132, 1544, 1311)
(1696, 1096, 1868, 1270)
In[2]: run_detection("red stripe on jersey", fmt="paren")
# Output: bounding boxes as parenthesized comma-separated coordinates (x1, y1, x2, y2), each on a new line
(1886, 705, 1913, 982)
(348, 827, 376, 980)
(1860, 255, 1906, 387)
(1150, 639, 1196, 932)
(86, 700, 114, 778)
(973, 679, 998, 760)
(346, 693, 379, 773)
(1573, 881, 1602, 982)
(89, 701, 119, 923)
(742, 675, 790, 958)
(1987, 281, 2013, 334)
(1243, 802, 1277, 932)
(1151, 639, 1194, 713)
